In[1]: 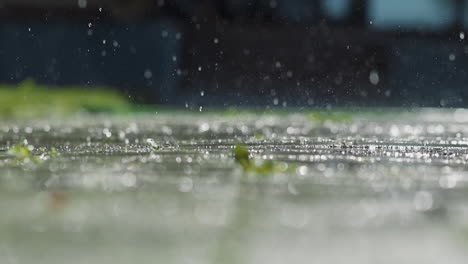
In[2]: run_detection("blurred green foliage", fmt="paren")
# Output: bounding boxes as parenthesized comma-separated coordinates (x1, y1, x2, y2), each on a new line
(0, 79, 132, 118)
(7, 144, 60, 164)
(233, 144, 292, 175)
(7, 144, 40, 164)
(0, 79, 411, 123)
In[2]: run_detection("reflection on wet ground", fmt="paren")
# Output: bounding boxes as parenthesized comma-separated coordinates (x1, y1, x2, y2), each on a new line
(1, 109, 468, 263)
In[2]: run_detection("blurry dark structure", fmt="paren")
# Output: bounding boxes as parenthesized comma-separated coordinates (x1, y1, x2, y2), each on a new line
(0, 0, 467, 107)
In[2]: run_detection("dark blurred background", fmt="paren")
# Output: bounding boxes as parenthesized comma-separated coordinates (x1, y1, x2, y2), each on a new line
(0, 0, 467, 107)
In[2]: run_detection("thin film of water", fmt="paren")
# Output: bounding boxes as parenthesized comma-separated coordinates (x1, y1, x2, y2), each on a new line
(1, 109, 468, 263)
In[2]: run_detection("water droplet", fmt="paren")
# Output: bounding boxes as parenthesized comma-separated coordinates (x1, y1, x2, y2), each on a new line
(269, 0, 277, 8)
(102, 128, 112, 138)
(121, 173, 136, 187)
(413, 191, 433, 211)
(178, 177, 193, 192)
(287, 183, 299, 195)
(389, 125, 400, 137)
(146, 138, 157, 147)
(449, 53, 456, 61)
(460, 32, 465, 40)
(78, 0, 87, 8)
(144, 69, 153, 79)
(439, 175, 457, 189)
(369, 70, 380, 85)
(198, 123, 210, 133)
(296, 165, 308, 176)
(161, 126, 172, 135)
(118, 131, 126, 140)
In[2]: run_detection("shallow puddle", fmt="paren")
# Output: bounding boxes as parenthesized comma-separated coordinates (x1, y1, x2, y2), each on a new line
(1, 109, 468, 263)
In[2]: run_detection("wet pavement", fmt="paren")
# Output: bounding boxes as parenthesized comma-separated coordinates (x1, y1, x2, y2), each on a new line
(1, 109, 468, 263)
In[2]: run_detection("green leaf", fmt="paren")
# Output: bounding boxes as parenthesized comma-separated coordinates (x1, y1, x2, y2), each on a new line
(233, 144, 252, 170)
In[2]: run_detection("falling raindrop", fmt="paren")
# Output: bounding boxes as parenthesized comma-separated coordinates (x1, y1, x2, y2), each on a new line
(102, 128, 112, 138)
(78, 0, 87, 8)
(369, 70, 380, 85)
(269, 0, 278, 8)
(144, 70, 153, 79)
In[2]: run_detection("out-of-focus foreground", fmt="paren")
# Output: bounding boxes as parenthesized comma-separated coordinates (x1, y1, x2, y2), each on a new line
(2, 110, 468, 263)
